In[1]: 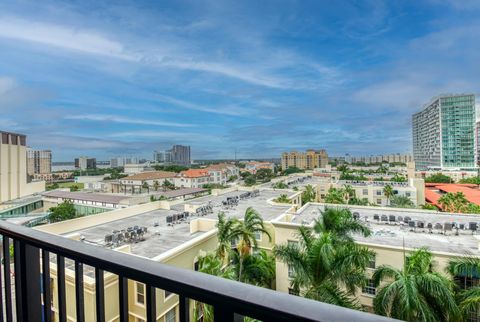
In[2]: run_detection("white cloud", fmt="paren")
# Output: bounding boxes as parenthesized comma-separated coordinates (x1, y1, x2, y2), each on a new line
(65, 114, 194, 127)
(0, 16, 136, 60)
(0, 77, 16, 95)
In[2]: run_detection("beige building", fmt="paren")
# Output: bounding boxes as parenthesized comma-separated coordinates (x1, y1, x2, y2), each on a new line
(34, 185, 477, 321)
(27, 148, 52, 175)
(0, 130, 45, 203)
(114, 171, 176, 194)
(316, 178, 425, 207)
(281, 149, 328, 170)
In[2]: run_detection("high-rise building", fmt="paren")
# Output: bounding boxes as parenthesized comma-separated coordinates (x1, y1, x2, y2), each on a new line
(154, 145, 190, 165)
(281, 149, 328, 170)
(27, 149, 52, 175)
(412, 94, 476, 170)
(75, 157, 97, 170)
(110, 156, 139, 168)
(0, 130, 45, 202)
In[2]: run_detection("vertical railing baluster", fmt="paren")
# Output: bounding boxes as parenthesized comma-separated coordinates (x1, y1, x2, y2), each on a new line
(95, 268, 105, 322)
(2, 237, 12, 322)
(75, 262, 85, 322)
(13, 240, 42, 321)
(42, 250, 52, 322)
(57, 255, 66, 322)
(118, 277, 128, 322)
(214, 306, 235, 322)
(179, 295, 189, 322)
(146, 285, 156, 322)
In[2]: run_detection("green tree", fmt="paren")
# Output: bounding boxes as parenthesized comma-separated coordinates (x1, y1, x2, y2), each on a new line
(272, 181, 288, 189)
(301, 184, 316, 204)
(153, 180, 160, 191)
(255, 168, 274, 182)
(422, 203, 438, 210)
(227, 175, 238, 182)
(244, 175, 257, 186)
(383, 184, 394, 204)
(161, 180, 174, 191)
(425, 173, 453, 183)
(342, 184, 355, 202)
(141, 181, 149, 193)
(70, 185, 80, 192)
(282, 167, 305, 175)
(274, 208, 373, 309)
(391, 173, 407, 182)
(459, 177, 480, 185)
(48, 201, 77, 223)
(324, 187, 345, 204)
(389, 195, 415, 208)
(274, 194, 290, 203)
(447, 256, 480, 319)
(373, 248, 460, 321)
(438, 192, 468, 213)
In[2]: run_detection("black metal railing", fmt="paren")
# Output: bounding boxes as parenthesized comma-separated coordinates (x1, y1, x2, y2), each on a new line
(0, 221, 397, 322)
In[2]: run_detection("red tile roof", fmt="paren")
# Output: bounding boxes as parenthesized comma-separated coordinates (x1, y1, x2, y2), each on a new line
(180, 169, 209, 178)
(425, 183, 480, 207)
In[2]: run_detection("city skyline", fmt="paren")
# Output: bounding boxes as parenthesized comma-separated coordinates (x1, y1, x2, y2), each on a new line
(1, 1, 480, 160)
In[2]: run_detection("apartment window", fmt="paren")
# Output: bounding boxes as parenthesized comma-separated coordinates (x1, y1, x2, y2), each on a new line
(165, 308, 176, 322)
(288, 288, 299, 296)
(405, 192, 411, 197)
(288, 264, 295, 278)
(376, 199, 382, 205)
(136, 282, 145, 305)
(362, 189, 368, 195)
(376, 190, 382, 196)
(362, 279, 376, 296)
(1, 133, 8, 144)
(368, 254, 376, 269)
(254, 231, 262, 241)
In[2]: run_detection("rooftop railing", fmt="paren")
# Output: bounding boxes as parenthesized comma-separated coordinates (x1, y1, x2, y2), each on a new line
(0, 221, 398, 322)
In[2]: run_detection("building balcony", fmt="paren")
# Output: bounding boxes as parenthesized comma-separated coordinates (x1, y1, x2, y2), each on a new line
(0, 221, 397, 322)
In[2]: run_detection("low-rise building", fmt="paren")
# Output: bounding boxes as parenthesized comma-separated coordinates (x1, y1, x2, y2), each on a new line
(175, 169, 210, 188)
(316, 178, 425, 207)
(244, 161, 275, 174)
(114, 171, 176, 193)
(31, 186, 480, 321)
(33, 172, 74, 183)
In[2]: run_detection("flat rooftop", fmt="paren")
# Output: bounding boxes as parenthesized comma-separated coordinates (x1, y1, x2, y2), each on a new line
(293, 203, 480, 255)
(69, 189, 293, 259)
(43, 191, 130, 204)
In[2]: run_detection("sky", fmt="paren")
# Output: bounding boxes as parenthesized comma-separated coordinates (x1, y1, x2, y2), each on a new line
(1, 0, 480, 161)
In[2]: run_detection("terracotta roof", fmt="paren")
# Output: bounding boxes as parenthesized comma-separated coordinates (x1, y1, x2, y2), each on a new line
(425, 183, 480, 206)
(123, 171, 176, 181)
(180, 169, 210, 178)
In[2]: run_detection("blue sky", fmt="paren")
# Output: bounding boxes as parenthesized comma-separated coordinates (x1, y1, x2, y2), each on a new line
(0, 0, 479, 161)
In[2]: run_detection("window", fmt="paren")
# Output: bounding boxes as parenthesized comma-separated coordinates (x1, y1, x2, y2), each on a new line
(362, 189, 368, 195)
(165, 290, 173, 300)
(254, 231, 262, 241)
(288, 264, 295, 278)
(136, 282, 145, 305)
(376, 199, 382, 205)
(405, 192, 411, 197)
(368, 254, 376, 269)
(362, 279, 376, 296)
(376, 190, 382, 196)
(288, 288, 299, 296)
(165, 308, 176, 322)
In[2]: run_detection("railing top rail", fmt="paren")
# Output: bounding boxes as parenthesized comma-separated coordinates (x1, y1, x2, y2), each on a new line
(0, 221, 398, 322)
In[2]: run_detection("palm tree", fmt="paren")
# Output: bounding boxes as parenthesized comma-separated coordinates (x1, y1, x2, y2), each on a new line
(324, 187, 345, 204)
(141, 181, 149, 193)
(194, 253, 235, 322)
(342, 184, 355, 202)
(383, 184, 394, 205)
(302, 184, 316, 203)
(215, 212, 237, 261)
(389, 195, 415, 208)
(439, 193, 454, 212)
(153, 180, 160, 191)
(448, 256, 480, 319)
(274, 208, 373, 309)
(373, 247, 460, 321)
(439, 192, 469, 213)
